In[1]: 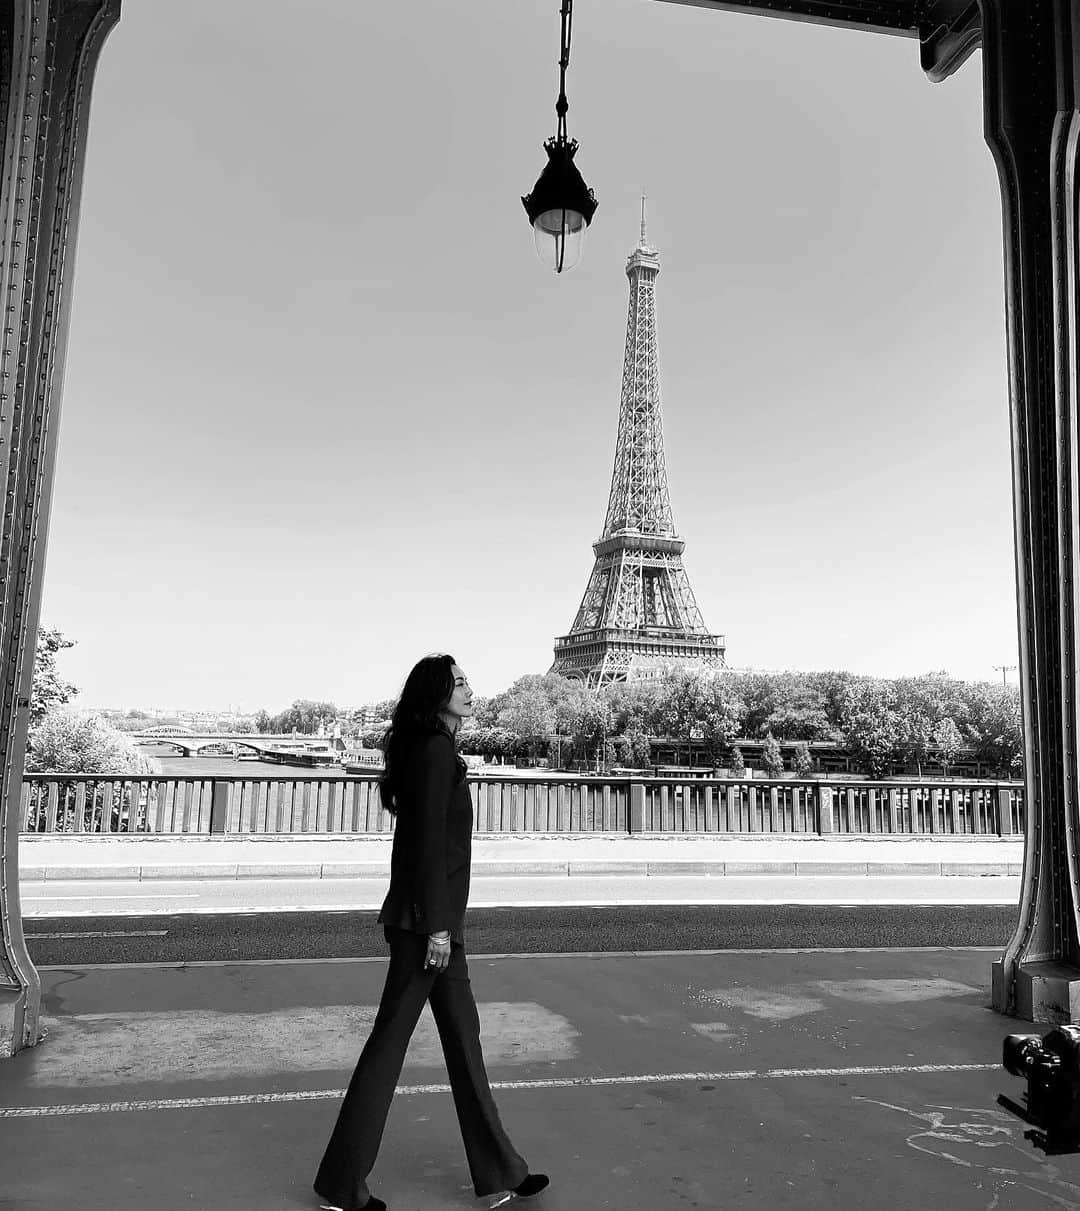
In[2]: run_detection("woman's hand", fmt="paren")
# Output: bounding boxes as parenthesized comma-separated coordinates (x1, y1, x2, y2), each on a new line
(425, 932, 451, 971)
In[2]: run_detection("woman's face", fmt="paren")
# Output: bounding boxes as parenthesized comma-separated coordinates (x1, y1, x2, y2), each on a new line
(442, 664, 474, 724)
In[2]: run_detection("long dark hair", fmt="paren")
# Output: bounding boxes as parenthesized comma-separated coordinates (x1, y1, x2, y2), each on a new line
(379, 653, 466, 814)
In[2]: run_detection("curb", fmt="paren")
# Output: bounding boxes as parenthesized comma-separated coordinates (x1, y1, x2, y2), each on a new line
(16, 860, 1025, 882)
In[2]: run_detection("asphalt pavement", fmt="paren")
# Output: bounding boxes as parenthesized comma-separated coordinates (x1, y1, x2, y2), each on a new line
(2, 946, 1073, 1211)
(20, 903, 1019, 966)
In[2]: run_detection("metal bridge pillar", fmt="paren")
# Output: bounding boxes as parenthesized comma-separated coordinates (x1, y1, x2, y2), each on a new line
(0, 0, 121, 1057)
(983, 0, 1080, 1022)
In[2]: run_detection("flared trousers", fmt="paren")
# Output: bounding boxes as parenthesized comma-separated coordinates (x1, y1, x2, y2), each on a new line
(313, 927, 528, 1209)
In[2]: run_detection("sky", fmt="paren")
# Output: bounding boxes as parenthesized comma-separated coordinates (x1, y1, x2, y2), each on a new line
(39, 0, 1017, 711)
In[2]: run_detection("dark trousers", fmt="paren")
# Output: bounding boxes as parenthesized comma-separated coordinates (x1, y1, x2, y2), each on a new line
(313, 927, 528, 1209)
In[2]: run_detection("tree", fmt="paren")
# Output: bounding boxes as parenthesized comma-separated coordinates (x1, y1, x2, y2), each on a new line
(611, 723, 653, 769)
(894, 692, 936, 776)
(962, 681, 1023, 776)
(29, 626, 77, 728)
(566, 694, 615, 772)
(478, 673, 579, 728)
(552, 681, 594, 744)
(838, 677, 903, 777)
(606, 680, 659, 770)
(109, 709, 174, 733)
(268, 699, 339, 735)
(653, 669, 714, 766)
(933, 716, 964, 777)
(733, 671, 780, 739)
(26, 710, 159, 775)
(761, 732, 784, 778)
(891, 674, 967, 775)
(812, 670, 858, 741)
(700, 678, 744, 765)
(359, 725, 387, 750)
(728, 670, 839, 742)
(774, 672, 846, 741)
(496, 688, 555, 758)
(457, 725, 519, 761)
(792, 741, 814, 777)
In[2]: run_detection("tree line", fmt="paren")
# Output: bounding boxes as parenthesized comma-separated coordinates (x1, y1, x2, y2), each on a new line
(427, 668, 1023, 778)
(23, 628, 1023, 780)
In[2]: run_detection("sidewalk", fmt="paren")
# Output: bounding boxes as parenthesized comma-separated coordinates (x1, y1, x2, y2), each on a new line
(16, 832, 1026, 881)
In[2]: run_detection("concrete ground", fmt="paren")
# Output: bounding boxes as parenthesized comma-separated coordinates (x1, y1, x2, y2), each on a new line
(19, 871, 1022, 917)
(1, 946, 1073, 1211)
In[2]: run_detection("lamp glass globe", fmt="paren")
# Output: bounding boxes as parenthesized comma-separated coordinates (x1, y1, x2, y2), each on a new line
(533, 208, 587, 272)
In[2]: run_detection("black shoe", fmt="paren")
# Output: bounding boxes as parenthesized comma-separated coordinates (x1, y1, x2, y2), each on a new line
(513, 1174, 549, 1198)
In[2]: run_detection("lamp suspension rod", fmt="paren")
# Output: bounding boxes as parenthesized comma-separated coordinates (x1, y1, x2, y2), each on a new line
(556, 0, 573, 144)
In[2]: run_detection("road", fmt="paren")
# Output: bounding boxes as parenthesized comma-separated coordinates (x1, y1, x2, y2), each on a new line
(21, 902, 1019, 966)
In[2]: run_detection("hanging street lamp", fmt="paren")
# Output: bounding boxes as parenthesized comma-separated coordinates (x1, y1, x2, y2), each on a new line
(522, 0, 598, 273)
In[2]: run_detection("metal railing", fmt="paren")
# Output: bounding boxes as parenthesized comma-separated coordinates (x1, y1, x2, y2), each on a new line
(18, 773, 1025, 837)
(647, 779, 1025, 836)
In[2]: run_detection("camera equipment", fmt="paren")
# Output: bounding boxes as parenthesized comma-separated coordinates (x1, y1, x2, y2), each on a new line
(999, 1025, 1080, 1154)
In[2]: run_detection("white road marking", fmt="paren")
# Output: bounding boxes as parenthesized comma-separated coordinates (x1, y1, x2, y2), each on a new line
(21, 897, 1018, 918)
(22, 894, 198, 902)
(35, 945, 1002, 972)
(464, 898, 1020, 907)
(0, 1062, 999, 1118)
(26, 930, 167, 940)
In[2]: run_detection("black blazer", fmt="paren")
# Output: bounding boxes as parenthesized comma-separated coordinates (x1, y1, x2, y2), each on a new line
(377, 731, 473, 945)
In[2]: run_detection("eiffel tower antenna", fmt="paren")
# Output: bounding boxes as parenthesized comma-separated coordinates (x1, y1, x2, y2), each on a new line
(551, 208, 725, 687)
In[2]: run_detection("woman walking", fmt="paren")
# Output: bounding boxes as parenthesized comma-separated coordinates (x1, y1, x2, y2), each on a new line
(314, 654, 549, 1211)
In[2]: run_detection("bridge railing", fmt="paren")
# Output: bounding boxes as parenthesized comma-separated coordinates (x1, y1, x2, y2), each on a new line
(654, 779, 1025, 836)
(17, 773, 1026, 837)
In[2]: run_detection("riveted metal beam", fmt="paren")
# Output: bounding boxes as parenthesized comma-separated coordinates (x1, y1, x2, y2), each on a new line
(662, 0, 1080, 1020)
(0, 0, 121, 1057)
(657, 0, 919, 38)
(918, 0, 982, 80)
(660, 0, 982, 82)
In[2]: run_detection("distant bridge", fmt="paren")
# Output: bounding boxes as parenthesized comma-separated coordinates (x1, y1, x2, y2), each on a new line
(133, 730, 341, 764)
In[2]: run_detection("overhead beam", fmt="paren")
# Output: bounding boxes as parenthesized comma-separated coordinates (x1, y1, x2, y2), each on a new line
(656, 0, 919, 38)
(657, 0, 982, 80)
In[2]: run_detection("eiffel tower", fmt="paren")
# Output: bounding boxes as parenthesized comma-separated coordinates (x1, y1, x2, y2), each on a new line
(551, 202, 725, 687)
